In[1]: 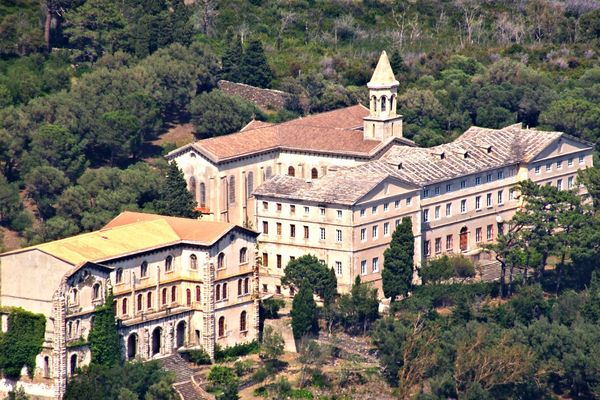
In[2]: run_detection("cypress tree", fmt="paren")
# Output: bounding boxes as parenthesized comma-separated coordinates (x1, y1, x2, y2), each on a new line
(382, 217, 414, 301)
(87, 290, 121, 367)
(154, 161, 199, 218)
(239, 38, 273, 88)
(221, 34, 243, 82)
(389, 49, 408, 76)
(291, 280, 318, 339)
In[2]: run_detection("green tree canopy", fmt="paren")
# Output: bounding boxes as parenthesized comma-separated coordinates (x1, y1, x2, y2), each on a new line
(239, 38, 273, 88)
(87, 289, 121, 368)
(291, 281, 319, 340)
(282, 254, 337, 306)
(153, 161, 199, 218)
(382, 217, 414, 301)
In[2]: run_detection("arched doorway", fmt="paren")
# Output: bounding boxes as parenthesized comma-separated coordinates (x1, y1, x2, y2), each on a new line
(459, 227, 468, 252)
(69, 354, 77, 375)
(127, 333, 138, 360)
(151, 327, 162, 356)
(43, 356, 50, 378)
(176, 321, 186, 349)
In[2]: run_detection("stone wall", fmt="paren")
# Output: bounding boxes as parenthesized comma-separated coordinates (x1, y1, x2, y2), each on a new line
(218, 80, 290, 111)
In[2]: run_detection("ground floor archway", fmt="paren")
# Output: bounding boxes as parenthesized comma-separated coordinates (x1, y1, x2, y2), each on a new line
(151, 327, 162, 356)
(176, 321, 186, 349)
(127, 333, 138, 360)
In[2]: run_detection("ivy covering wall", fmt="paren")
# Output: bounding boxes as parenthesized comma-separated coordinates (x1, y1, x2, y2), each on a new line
(0, 308, 46, 379)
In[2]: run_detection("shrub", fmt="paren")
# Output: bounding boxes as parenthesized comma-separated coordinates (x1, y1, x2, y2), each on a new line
(233, 360, 253, 377)
(253, 386, 268, 397)
(449, 255, 476, 279)
(181, 349, 212, 365)
(261, 298, 285, 319)
(215, 340, 259, 362)
(252, 367, 269, 383)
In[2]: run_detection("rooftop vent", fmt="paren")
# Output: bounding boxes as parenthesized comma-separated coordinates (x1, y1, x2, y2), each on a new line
(464, 151, 470, 159)
(487, 146, 493, 153)
(440, 152, 445, 160)
(397, 163, 403, 170)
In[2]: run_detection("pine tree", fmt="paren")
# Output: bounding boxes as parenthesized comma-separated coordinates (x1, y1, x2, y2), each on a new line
(291, 280, 318, 339)
(239, 38, 273, 88)
(382, 217, 414, 301)
(221, 34, 243, 82)
(389, 49, 408, 76)
(154, 161, 199, 218)
(87, 289, 121, 367)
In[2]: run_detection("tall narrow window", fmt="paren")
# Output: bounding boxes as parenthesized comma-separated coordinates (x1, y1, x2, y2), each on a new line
(147, 292, 153, 309)
(222, 283, 227, 299)
(162, 288, 167, 305)
(137, 294, 142, 312)
(189, 177, 197, 201)
(122, 298, 128, 315)
(288, 166, 295, 177)
(218, 316, 225, 337)
(92, 283, 101, 300)
(140, 261, 148, 277)
(244, 277, 249, 294)
(195, 285, 201, 302)
(228, 176, 235, 204)
(116, 268, 123, 283)
(217, 253, 225, 269)
(238, 279, 243, 296)
(239, 247, 247, 263)
(265, 166, 273, 179)
(240, 311, 247, 332)
(186, 289, 191, 306)
(311, 168, 318, 179)
(171, 286, 176, 303)
(381, 96, 387, 111)
(246, 172, 254, 199)
(199, 183, 206, 208)
(189, 254, 197, 270)
(165, 256, 173, 272)
(215, 284, 221, 301)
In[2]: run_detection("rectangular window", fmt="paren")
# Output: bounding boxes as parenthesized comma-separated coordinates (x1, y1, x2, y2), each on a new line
(304, 206, 310, 214)
(320, 207, 325, 216)
(579, 155, 584, 164)
(384, 203, 389, 212)
(423, 209, 429, 222)
(446, 183, 452, 192)
(568, 158, 573, 167)
(372, 257, 379, 273)
(335, 261, 342, 276)
(276, 254, 282, 269)
(557, 160, 562, 169)
(446, 234, 453, 251)
(337, 210, 342, 218)
(568, 176, 574, 189)
(460, 199, 467, 213)
(423, 189, 430, 198)
(319, 228, 326, 240)
(445, 203, 452, 217)
(486, 225, 493, 241)
(475, 196, 481, 210)
(262, 253, 269, 268)
(435, 206, 441, 219)
(497, 170, 504, 179)
(360, 228, 366, 241)
(476, 228, 482, 243)
(424, 240, 431, 256)
(384, 222, 390, 236)
(434, 186, 440, 195)
(290, 256, 295, 262)
(262, 201, 268, 210)
(336, 229, 342, 242)
(546, 163, 551, 171)
(395, 200, 400, 208)
(372, 206, 377, 214)
(475, 177, 481, 185)
(497, 190, 503, 205)
(435, 238, 442, 254)
(360, 209, 365, 217)
(557, 179, 563, 190)
(290, 205, 296, 214)
(262, 221, 269, 234)
(361, 260, 367, 275)
(276, 222, 282, 236)
(509, 189, 515, 200)
(290, 224, 296, 238)
(406, 197, 412, 205)
(395, 219, 400, 227)
(535, 166, 541, 174)
(486, 193, 492, 207)
(276, 203, 282, 212)
(303, 226, 309, 239)
(460, 180, 466, 189)
(372, 225, 378, 239)
(486, 174, 492, 183)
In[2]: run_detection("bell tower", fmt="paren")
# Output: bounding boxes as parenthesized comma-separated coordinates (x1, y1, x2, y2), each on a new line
(363, 51, 403, 140)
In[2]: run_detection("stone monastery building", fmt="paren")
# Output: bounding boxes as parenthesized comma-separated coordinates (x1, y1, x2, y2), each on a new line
(0, 212, 259, 399)
(169, 51, 594, 294)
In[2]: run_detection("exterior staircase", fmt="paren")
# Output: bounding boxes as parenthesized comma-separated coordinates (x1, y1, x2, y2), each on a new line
(156, 354, 214, 400)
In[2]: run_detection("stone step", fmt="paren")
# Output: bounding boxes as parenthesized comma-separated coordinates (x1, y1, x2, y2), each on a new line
(156, 354, 200, 383)
(174, 381, 203, 400)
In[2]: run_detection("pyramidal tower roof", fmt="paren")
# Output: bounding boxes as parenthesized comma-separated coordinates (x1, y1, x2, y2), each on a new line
(368, 51, 399, 89)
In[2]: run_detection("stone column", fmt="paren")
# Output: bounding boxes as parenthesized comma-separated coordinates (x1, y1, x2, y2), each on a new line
(52, 283, 67, 400)
(252, 252, 260, 340)
(203, 261, 215, 359)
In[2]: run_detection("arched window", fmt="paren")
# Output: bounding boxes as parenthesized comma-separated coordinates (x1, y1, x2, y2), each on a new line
(228, 176, 236, 204)
(459, 227, 468, 252)
(137, 294, 143, 312)
(246, 172, 254, 199)
(265, 166, 273, 179)
(244, 277, 250, 294)
(189, 177, 197, 201)
(147, 292, 153, 309)
(217, 253, 225, 269)
(122, 298, 128, 316)
(171, 286, 177, 303)
(43, 356, 50, 378)
(238, 279, 243, 296)
(240, 311, 247, 332)
(199, 183, 206, 208)
(140, 261, 148, 277)
(67, 321, 72, 337)
(70, 354, 77, 375)
(218, 316, 225, 337)
(311, 168, 318, 179)
(92, 283, 101, 300)
(195, 285, 201, 302)
(390, 94, 394, 110)
(239, 247, 247, 264)
(116, 268, 123, 283)
(215, 284, 221, 301)
(381, 96, 387, 112)
(186, 289, 191, 306)
(165, 256, 173, 272)
(189, 254, 197, 270)
(222, 283, 227, 299)
(162, 288, 167, 305)
(372, 95, 377, 111)
(288, 166, 295, 177)
(75, 320, 80, 336)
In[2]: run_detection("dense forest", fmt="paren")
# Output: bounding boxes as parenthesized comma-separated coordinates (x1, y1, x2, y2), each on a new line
(0, 0, 599, 247)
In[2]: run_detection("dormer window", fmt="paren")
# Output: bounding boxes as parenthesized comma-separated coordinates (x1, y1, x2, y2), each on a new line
(397, 163, 403, 170)
(487, 146, 493, 153)
(464, 152, 469, 159)
(440, 152, 445, 160)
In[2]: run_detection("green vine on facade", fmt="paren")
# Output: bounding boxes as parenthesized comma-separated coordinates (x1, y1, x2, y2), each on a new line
(87, 290, 121, 367)
(0, 308, 45, 379)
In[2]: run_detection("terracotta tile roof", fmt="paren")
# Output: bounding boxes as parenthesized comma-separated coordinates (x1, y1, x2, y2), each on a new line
(166, 105, 416, 162)
(1, 212, 256, 266)
(240, 120, 274, 131)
